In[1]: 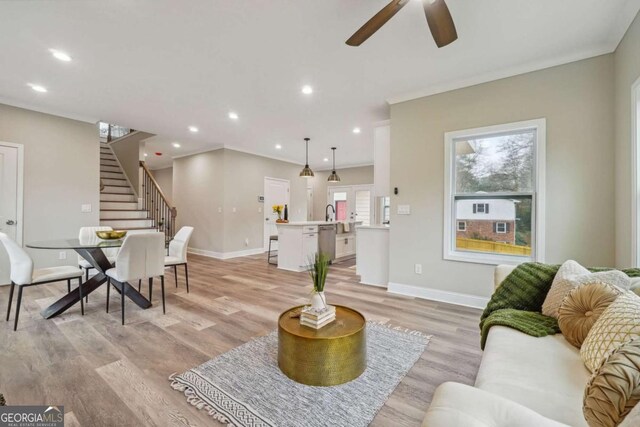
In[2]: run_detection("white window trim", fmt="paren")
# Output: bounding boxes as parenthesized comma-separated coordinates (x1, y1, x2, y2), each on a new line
(443, 118, 546, 265)
(496, 222, 507, 234)
(632, 77, 640, 267)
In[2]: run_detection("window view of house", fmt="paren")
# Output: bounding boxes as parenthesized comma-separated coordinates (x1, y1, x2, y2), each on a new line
(452, 129, 536, 258)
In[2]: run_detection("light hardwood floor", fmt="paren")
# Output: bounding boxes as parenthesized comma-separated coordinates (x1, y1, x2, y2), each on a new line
(0, 254, 483, 426)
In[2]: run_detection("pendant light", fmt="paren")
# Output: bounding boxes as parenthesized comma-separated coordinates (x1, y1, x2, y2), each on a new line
(327, 147, 341, 182)
(299, 137, 314, 178)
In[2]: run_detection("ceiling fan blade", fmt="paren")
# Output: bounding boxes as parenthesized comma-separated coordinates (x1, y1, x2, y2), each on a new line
(423, 0, 458, 48)
(346, 0, 410, 46)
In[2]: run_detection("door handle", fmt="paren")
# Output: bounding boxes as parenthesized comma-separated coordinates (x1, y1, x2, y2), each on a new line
(6, 220, 16, 225)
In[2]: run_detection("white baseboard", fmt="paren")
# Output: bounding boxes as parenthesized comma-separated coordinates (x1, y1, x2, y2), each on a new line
(359, 280, 388, 288)
(387, 282, 489, 309)
(188, 247, 265, 260)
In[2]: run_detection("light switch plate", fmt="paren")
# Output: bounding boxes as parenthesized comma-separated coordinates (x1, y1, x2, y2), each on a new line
(81, 204, 92, 213)
(397, 205, 411, 215)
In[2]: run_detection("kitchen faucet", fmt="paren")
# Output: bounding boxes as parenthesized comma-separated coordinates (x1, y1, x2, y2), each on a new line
(325, 204, 335, 222)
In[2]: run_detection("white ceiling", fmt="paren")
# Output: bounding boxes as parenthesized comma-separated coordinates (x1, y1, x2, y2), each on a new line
(0, 0, 638, 170)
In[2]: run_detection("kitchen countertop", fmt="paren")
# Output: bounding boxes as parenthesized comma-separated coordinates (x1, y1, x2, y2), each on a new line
(275, 221, 339, 226)
(356, 225, 390, 230)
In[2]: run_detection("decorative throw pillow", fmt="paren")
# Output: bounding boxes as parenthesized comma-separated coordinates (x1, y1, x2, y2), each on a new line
(542, 260, 629, 319)
(558, 282, 624, 348)
(583, 337, 640, 427)
(581, 292, 640, 373)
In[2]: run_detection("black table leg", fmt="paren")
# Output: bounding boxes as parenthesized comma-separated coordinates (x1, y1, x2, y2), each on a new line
(41, 247, 152, 319)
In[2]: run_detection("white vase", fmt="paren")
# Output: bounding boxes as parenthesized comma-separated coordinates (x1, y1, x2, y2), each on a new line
(310, 291, 326, 310)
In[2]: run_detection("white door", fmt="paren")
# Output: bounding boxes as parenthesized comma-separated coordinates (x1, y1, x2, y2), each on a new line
(0, 144, 22, 285)
(328, 185, 373, 225)
(264, 177, 290, 250)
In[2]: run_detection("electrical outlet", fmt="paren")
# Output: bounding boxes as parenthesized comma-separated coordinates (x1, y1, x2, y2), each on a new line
(258, 207, 262, 213)
(232, 207, 237, 213)
(218, 207, 222, 213)
(245, 238, 249, 246)
(414, 263, 422, 274)
(59, 251, 67, 260)
(81, 204, 92, 213)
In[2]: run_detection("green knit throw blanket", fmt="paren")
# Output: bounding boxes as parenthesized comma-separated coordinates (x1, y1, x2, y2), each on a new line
(479, 263, 640, 349)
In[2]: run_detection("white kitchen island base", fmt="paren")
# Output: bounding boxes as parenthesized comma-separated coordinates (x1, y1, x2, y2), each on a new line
(356, 225, 389, 287)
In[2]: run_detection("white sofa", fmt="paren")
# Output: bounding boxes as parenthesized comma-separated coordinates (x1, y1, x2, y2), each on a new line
(422, 265, 640, 427)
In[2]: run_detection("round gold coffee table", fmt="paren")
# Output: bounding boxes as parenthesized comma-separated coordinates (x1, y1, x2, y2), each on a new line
(278, 305, 366, 386)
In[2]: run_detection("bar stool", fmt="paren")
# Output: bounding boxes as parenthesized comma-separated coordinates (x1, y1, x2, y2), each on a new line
(268, 235, 278, 265)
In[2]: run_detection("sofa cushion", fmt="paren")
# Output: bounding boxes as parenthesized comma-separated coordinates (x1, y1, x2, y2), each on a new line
(542, 260, 629, 319)
(475, 326, 590, 427)
(582, 292, 640, 373)
(558, 282, 624, 348)
(583, 337, 640, 427)
(422, 382, 570, 427)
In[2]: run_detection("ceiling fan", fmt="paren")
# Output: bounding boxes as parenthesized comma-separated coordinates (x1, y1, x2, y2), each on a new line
(346, 0, 458, 48)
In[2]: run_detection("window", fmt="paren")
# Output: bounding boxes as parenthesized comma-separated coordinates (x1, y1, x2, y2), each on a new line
(444, 119, 546, 264)
(474, 203, 489, 214)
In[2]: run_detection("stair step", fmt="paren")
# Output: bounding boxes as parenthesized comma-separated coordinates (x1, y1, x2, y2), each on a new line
(100, 171, 125, 179)
(101, 193, 137, 202)
(100, 210, 148, 219)
(101, 178, 128, 186)
(112, 226, 157, 231)
(101, 165, 122, 173)
(100, 201, 138, 210)
(100, 218, 154, 228)
(102, 186, 133, 194)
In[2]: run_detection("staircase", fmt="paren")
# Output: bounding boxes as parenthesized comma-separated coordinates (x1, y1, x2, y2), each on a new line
(99, 143, 155, 231)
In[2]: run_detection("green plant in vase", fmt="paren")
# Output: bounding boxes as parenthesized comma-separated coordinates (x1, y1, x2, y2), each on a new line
(308, 252, 330, 310)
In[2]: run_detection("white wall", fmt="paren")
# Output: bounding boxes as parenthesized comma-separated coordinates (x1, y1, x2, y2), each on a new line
(389, 54, 615, 299)
(614, 12, 640, 268)
(0, 103, 99, 281)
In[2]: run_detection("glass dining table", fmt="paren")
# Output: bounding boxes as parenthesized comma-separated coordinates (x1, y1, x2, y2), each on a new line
(27, 236, 152, 319)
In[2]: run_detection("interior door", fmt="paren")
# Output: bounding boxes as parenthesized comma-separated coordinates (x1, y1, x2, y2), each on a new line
(264, 177, 290, 250)
(0, 144, 20, 285)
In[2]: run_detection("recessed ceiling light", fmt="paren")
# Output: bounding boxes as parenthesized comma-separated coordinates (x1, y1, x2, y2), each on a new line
(353, 127, 361, 134)
(228, 112, 239, 120)
(188, 126, 198, 133)
(172, 142, 181, 148)
(275, 144, 282, 150)
(144, 153, 148, 157)
(302, 85, 313, 95)
(323, 158, 329, 162)
(27, 83, 47, 93)
(49, 49, 71, 62)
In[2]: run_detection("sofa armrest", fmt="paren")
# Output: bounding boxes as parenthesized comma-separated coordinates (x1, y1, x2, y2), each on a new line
(494, 265, 517, 290)
(422, 382, 569, 427)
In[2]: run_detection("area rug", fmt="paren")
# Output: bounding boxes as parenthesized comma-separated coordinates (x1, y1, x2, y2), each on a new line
(169, 322, 431, 427)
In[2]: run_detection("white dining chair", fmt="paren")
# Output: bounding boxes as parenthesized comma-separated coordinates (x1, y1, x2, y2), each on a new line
(0, 232, 84, 331)
(164, 226, 194, 293)
(105, 232, 165, 325)
(78, 226, 118, 282)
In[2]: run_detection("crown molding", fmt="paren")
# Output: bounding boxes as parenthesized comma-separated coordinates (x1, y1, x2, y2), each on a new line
(0, 97, 98, 123)
(314, 162, 374, 172)
(386, 44, 614, 105)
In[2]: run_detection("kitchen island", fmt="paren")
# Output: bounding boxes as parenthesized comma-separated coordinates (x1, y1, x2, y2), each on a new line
(275, 221, 360, 272)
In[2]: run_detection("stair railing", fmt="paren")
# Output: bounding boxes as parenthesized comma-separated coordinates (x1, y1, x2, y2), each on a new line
(140, 161, 177, 243)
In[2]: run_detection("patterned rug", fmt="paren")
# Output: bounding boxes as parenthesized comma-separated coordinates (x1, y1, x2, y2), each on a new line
(169, 322, 431, 427)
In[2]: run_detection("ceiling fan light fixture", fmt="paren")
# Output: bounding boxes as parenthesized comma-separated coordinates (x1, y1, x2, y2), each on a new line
(299, 138, 315, 178)
(327, 147, 341, 182)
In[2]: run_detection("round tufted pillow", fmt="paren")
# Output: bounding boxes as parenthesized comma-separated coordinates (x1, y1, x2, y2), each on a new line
(583, 337, 640, 427)
(558, 282, 624, 348)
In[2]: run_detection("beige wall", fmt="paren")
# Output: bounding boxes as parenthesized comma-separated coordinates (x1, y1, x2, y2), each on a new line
(310, 166, 374, 221)
(222, 149, 307, 253)
(110, 131, 152, 195)
(614, 13, 640, 268)
(173, 150, 225, 253)
(151, 167, 173, 204)
(172, 148, 308, 255)
(389, 54, 615, 298)
(0, 103, 99, 281)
